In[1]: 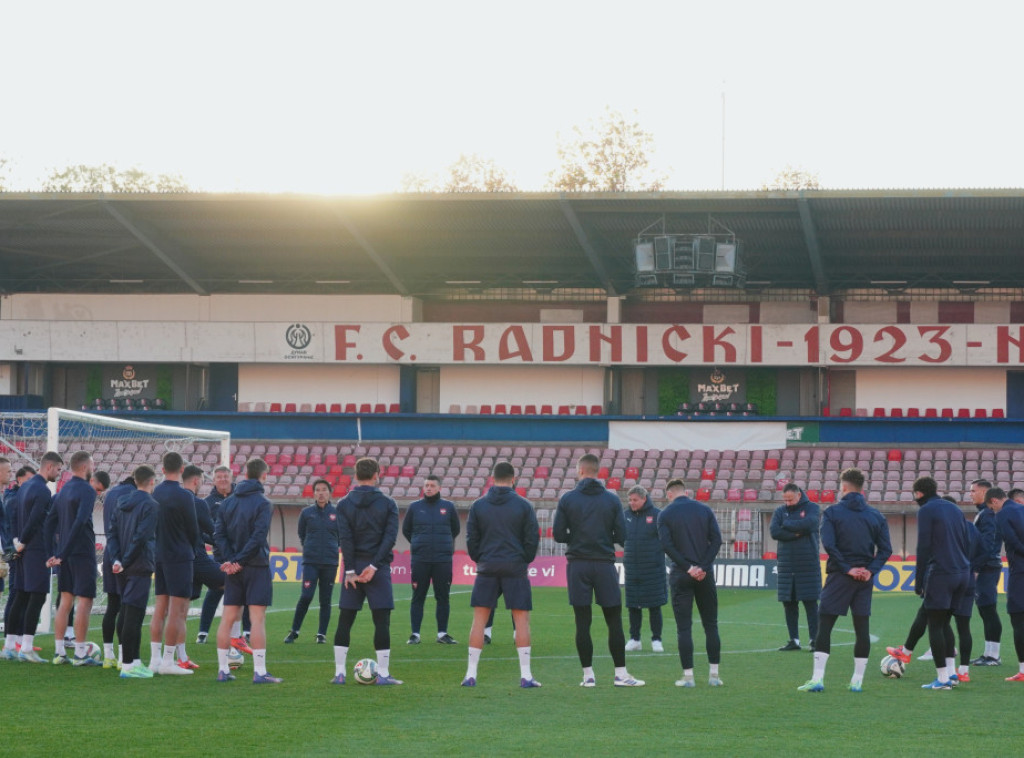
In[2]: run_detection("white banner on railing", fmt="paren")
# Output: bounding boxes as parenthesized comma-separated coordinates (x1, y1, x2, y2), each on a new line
(608, 421, 788, 451)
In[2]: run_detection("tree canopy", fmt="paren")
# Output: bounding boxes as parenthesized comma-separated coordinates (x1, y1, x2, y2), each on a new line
(400, 153, 518, 193)
(760, 165, 821, 191)
(41, 164, 191, 192)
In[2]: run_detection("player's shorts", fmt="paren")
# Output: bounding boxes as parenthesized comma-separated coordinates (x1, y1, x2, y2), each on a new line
(470, 562, 532, 610)
(955, 579, 976, 617)
(57, 555, 97, 599)
(1006, 570, 1024, 615)
(102, 555, 119, 596)
(117, 573, 152, 609)
(154, 560, 194, 599)
(922, 570, 970, 612)
(975, 568, 1001, 608)
(819, 572, 874, 617)
(8, 558, 21, 592)
(20, 549, 50, 595)
(338, 560, 394, 611)
(191, 555, 225, 600)
(566, 559, 621, 607)
(224, 565, 273, 607)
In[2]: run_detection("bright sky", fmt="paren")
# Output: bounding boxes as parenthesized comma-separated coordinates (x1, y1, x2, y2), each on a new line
(3, 0, 1022, 193)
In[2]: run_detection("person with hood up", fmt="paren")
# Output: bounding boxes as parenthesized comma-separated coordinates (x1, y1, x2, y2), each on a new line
(108, 465, 158, 678)
(798, 468, 891, 693)
(554, 453, 644, 687)
(622, 485, 667, 653)
(330, 457, 401, 685)
(770, 483, 821, 652)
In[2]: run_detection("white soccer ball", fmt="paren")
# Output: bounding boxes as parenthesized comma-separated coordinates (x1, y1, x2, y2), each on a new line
(227, 648, 245, 670)
(353, 658, 378, 684)
(880, 654, 905, 678)
(83, 641, 102, 660)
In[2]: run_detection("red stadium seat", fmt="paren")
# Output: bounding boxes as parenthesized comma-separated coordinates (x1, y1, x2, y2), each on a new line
(401, 465, 415, 477)
(284, 547, 300, 553)
(373, 403, 386, 414)
(479, 404, 493, 415)
(535, 466, 550, 479)
(764, 458, 779, 471)
(821, 407, 830, 417)
(872, 408, 885, 417)
(389, 403, 400, 414)
(590, 405, 603, 415)
(940, 408, 954, 418)
(889, 554, 903, 561)
(509, 405, 522, 415)
(762, 551, 778, 560)
(540, 405, 553, 415)
(386, 465, 400, 477)
(625, 466, 639, 480)
(598, 466, 610, 479)
(924, 408, 938, 417)
(284, 403, 297, 413)
(494, 404, 508, 414)
(332, 484, 349, 498)
(515, 486, 527, 497)
(974, 409, 987, 418)
(702, 467, 716, 480)
(359, 403, 372, 414)
(889, 408, 903, 417)
(956, 408, 970, 418)
(839, 408, 853, 417)
(733, 541, 748, 553)
(313, 403, 327, 414)
(806, 489, 820, 502)
(329, 403, 342, 413)
(523, 404, 537, 415)
(887, 449, 902, 462)
(344, 403, 357, 414)
(342, 454, 357, 467)
(574, 406, 588, 415)
(993, 408, 1005, 418)
(906, 407, 920, 417)
(904, 555, 916, 562)
(820, 490, 836, 503)
(269, 403, 282, 413)
(557, 405, 571, 415)
(696, 488, 711, 502)
(606, 477, 622, 491)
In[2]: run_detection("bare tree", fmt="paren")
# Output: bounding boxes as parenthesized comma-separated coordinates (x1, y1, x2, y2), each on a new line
(41, 163, 190, 192)
(548, 107, 666, 192)
(760, 165, 821, 191)
(399, 154, 518, 193)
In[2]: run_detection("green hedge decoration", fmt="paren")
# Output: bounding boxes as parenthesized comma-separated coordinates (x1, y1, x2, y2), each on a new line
(157, 365, 173, 409)
(745, 368, 777, 416)
(658, 368, 690, 416)
(86, 366, 103, 404)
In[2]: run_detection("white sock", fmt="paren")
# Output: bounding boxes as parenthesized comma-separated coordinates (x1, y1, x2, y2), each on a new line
(582, 665, 595, 681)
(334, 645, 348, 677)
(614, 666, 628, 679)
(3, 635, 18, 651)
(437, 631, 447, 640)
(217, 647, 230, 674)
(517, 646, 532, 680)
(103, 643, 114, 659)
(683, 667, 694, 680)
(935, 665, 948, 682)
(484, 626, 493, 638)
(852, 657, 867, 685)
(118, 645, 123, 665)
(793, 638, 800, 647)
(74, 641, 88, 658)
(902, 645, 913, 654)
(958, 664, 969, 675)
(410, 632, 420, 640)
(812, 651, 829, 681)
(709, 663, 719, 678)
(945, 657, 956, 674)
(253, 648, 267, 676)
(466, 646, 482, 679)
(376, 649, 390, 678)
(177, 643, 188, 662)
(55, 638, 66, 656)
(22, 634, 34, 651)
(992, 642, 1001, 659)
(231, 621, 242, 638)
(150, 642, 162, 665)
(162, 646, 176, 668)
(1018, 661, 1024, 675)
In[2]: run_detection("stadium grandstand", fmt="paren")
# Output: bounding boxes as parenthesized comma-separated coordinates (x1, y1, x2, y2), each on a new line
(3, 188, 1024, 566)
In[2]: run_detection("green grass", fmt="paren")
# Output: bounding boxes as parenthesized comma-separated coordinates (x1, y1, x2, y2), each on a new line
(2, 585, 1019, 757)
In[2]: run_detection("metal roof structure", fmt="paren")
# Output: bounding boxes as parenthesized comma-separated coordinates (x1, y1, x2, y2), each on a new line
(1, 189, 1023, 296)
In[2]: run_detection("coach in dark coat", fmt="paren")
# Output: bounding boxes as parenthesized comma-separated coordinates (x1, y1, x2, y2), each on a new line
(623, 486, 668, 651)
(769, 483, 821, 651)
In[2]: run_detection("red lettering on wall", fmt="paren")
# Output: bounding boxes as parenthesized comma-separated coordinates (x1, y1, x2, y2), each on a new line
(334, 325, 361, 360)
(498, 326, 534, 362)
(873, 326, 906, 363)
(453, 325, 485, 362)
(661, 326, 690, 363)
(702, 326, 737, 363)
(918, 326, 952, 364)
(997, 326, 1024, 364)
(382, 325, 410, 360)
(589, 325, 622, 363)
(749, 325, 762, 363)
(635, 325, 648, 363)
(542, 326, 575, 362)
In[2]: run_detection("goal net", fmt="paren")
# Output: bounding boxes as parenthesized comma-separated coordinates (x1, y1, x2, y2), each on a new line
(0, 408, 230, 626)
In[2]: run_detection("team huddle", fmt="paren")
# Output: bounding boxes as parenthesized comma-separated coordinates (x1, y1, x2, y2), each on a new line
(1, 450, 1021, 690)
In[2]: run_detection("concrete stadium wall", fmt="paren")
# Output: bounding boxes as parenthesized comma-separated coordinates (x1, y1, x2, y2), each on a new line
(238, 364, 401, 406)
(855, 367, 1005, 413)
(438, 365, 605, 410)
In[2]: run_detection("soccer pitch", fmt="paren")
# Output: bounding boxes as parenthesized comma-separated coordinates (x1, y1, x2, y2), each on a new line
(2, 585, 1017, 757)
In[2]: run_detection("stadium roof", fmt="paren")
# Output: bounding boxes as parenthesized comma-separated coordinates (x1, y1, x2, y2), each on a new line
(2, 189, 1024, 296)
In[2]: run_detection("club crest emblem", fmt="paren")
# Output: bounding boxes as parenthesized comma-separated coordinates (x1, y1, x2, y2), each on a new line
(329, 514, 337, 520)
(304, 581, 311, 588)
(440, 508, 447, 515)
(646, 516, 654, 524)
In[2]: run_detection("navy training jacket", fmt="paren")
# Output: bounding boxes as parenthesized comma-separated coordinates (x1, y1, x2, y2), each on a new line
(337, 485, 398, 569)
(553, 478, 626, 562)
(214, 478, 272, 567)
(657, 495, 723, 573)
(916, 495, 970, 580)
(769, 493, 822, 601)
(622, 496, 667, 607)
(107, 489, 158, 575)
(153, 480, 199, 564)
(45, 476, 97, 560)
(466, 486, 539, 569)
(403, 495, 460, 563)
(820, 491, 892, 576)
(16, 474, 53, 552)
(298, 501, 342, 565)
(973, 505, 1003, 571)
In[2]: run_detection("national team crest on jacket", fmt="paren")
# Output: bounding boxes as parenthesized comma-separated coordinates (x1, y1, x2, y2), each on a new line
(646, 516, 654, 524)
(440, 509, 447, 515)
(800, 511, 805, 518)
(329, 514, 336, 520)
(304, 581, 311, 588)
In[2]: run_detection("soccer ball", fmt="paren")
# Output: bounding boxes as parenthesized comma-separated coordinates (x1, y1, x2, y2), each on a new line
(353, 658, 378, 685)
(227, 649, 245, 670)
(83, 641, 102, 660)
(880, 654, 905, 678)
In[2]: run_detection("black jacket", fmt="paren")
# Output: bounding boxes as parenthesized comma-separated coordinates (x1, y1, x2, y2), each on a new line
(554, 478, 625, 562)
(466, 486, 539, 569)
(403, 495, 460, 563)
(337, 485, 398, 569)
(298, 502, 342, 565)
(107, 489, 158, 575)
(769, 494, 822, 601)
(153, 480, 199, 564)
(658, 495, 723, 573)
(820, 492, 892, 576)
(622, 497, 667, 607)
(214, 478, 273, 567)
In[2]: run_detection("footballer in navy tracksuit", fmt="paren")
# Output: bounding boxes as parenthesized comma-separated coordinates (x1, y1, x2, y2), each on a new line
(286, 479, 341, 641)
(46, 469, 98, 601)
(554, 455, 640, 686)
(214, 477, 274, 607)
(107, 467, 158, 674)
(100, 476, 136, 657)
(803, 469, 891, 691)
(183, 465, 226, 614)
(332, 459, 401, 684)
(658, 484, 724, 677)
(995, 492, 1024, 676)
(153, 478, 200, 599)
(972, 489, 1004, 665)
(198, 477, 236, 639)
(403, 477, 460, 642)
